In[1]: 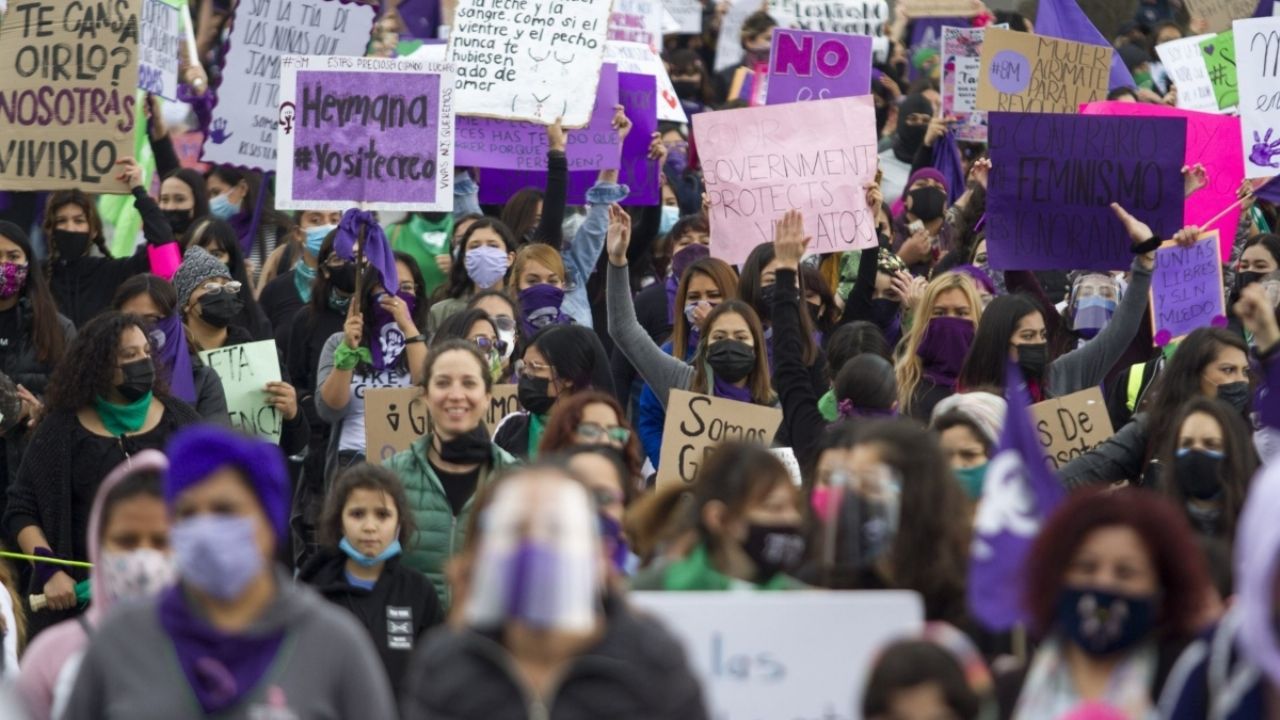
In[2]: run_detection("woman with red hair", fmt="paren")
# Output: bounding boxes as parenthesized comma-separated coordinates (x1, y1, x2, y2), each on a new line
(537, 390, 645, 487)
(999, 488, 1213, 719)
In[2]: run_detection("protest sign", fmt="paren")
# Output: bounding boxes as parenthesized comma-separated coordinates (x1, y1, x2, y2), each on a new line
(1155, 35, 1219, 114)
(630, 591, 924, 715)
(604, 40, 688, 123)
(1199, 31, 1238, 112)
(457, 64, 620, 171)
(903, 0, 979, 16)
(1081, 102, 1243, 264)
(765, 28, 873, 105)
(1234, 17, 1280, 179)
(1150, 232, 1225, 346)
(767, 0, 889, 37)
(0, 0, 143, 192)
(985, 112, 1187, 272)
(974, 29, 1110, 114)
(276, 55, 455, 212)
(942, 25, 989, 142)
(364, 387, 428, 462)
(199, 340, 284, 444)
(695, 96, 878, 265)
(609, 0, 664, 52)
(448, 0, 612, 127)
(484, 384, 520, 433)
(714, 0, 759, 72)
(477, 72, 659, 205)
(657, 390, 783, 488)
(203, 0, 374, 170)
(1030, 388, 1114, 471)
(664, 0, 703, 34)
(1187, 0, 1261, 33)
(139, 0, 181, 100)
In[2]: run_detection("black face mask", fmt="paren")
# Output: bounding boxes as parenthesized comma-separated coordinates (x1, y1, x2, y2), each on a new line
(517, 374, 555, 416)
(1235, 271, 1265, 298)
(756, 284, 776, 322)
(329, 263, 357, 293)
(116, 357, 155, 402)
(741, 523, 806, 581)
(706, 339, 756, 383)
(1174, 449, 1224, 500)
(52, 229, 91, 260)
(435, 424, 492, 464)
(196, 293, 243, 329)
(673, 80, 701, 99)
(806, 302, 823, 326)
(1016, 342, 1049, 379)
(164, 209, 194, 238)
(907, 187, 947, 223)
(1217, 381, 1251, 413)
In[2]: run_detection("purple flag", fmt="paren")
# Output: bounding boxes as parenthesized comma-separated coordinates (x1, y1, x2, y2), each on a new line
(932, 129, 967, 206)
(334, 209, 398, 293)
(395, 0, 441, 40)
(1257, 176, 1280, 205)
(967, 362, 1066, 632)
(1034, 0, 1135, 91)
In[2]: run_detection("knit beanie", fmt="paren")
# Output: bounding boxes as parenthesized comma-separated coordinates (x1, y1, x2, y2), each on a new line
(164, 425, 289, 541)
(172, 245, 232, 309)
(930, 391, 1007, 446)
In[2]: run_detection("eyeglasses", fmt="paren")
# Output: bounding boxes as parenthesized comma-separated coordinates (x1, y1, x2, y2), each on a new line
(513, 359, 554, 379)
(198, 280, 242, 296)
(591, 487, 625, 508)
(472, 336, 508, 355)
(576, 422, 632, 444)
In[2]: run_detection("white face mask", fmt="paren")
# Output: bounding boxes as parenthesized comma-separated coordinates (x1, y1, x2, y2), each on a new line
(98, 548, 176, 604)
(498, 327, 517, 362)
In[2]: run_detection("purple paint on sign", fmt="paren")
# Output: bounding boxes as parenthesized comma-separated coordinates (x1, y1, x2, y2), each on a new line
(765, 29, 873, 105)
(291, 70, 441, 205)
(989, 50, 1032, 94)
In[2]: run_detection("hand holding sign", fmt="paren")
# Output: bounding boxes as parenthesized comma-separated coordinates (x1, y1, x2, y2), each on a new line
(611, 105, 633, 143)
(264, 381, 298, 421)
(607, 204, 633, 267)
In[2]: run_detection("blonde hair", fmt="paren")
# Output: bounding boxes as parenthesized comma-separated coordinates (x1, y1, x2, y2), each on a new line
(509, 244, 566, 293)
(0, 553, 26, 654)
(895, 273, 983, 415)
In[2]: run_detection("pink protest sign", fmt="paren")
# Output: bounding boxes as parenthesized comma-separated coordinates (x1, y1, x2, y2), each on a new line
(1081, 101, 1243, 263)
(694, 96, 879, 266)
(765, 28, 873, 105)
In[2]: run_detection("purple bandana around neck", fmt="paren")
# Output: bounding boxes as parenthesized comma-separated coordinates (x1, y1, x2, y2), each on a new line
(713, 375, 754, 403)
(917, 316, 974, 389)
(154, 313, 197, 403)
(518, 284, 570, 337)
(369, 291, 417, 370)
(157, 585, 285, 716)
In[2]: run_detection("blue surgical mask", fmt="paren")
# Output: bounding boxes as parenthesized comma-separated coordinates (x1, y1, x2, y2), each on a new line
(209, 192, 240, 220)
(660, 205, 679, 235)
(305, 224, 336, 256)
(170, 515, 263, 600)
(338, 537, 403, 568)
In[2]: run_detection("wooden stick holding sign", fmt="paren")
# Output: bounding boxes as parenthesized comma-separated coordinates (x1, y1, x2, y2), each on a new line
(657, 389, 783, 489)
(1029, 388, 1114, 471)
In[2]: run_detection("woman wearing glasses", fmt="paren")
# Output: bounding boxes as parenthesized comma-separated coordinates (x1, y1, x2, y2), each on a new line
(466, 291, 520, 382)
(433, 309, 511, 385)
(537, 391, 646, 485)
(180, 217, 272, 340)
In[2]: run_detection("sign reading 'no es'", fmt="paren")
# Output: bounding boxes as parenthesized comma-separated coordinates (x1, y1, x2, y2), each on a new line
(765, 28, 873, 105)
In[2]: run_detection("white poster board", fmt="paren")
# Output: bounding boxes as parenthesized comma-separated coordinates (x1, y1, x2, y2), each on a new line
(609, 0, 665, 53)
(665, 0, 704, 34)
(1234, 17, 1280, 179)
(714, 0, 760, 72)
(768, 0, 890, 36)
(202, 0, 376, 170)
(139, 0, 182, 100)
(1155, 34, 1218, 114)
(604, 40, 690, 123)
(629, 591, 925, 716)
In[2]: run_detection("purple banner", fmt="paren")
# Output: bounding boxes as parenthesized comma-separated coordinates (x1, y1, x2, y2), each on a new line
(1151, 233, 1225, 346)
(986, 112, 1187, 272)
(457, 65, 621, 172)
(766, 29, 873, 105)
(477, 72, 659, 206)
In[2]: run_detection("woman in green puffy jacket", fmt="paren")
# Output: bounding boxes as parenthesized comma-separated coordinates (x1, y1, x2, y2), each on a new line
(384, 339, 517, 609)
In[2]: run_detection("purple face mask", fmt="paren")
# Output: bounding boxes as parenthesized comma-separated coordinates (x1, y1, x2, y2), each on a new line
(518, 284, 569, 337)
(0, 261, 28, 299)
(917, 316, 974, 388)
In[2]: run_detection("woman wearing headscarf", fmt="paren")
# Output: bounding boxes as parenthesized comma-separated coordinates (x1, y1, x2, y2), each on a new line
(877, 93, 934, 203)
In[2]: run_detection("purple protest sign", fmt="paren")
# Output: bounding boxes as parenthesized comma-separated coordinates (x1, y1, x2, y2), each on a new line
(478, 72, 659, 206)
(1150, 232, 1225, 346)
(457, 65, 621, 172)
(276, 55, 456, 212)
(765, 29, 873, 105)
(985, 112, 1187, 272)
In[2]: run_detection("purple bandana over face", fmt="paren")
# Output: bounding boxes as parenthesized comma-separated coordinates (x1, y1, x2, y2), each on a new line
(518, 284, 570, 337)
(917, 316, 974, 389)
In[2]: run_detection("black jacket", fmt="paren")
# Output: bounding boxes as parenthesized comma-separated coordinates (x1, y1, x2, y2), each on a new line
(401, 596, 708, 720)
(259, 269, 306, 349)
(298, 549, 442, 700)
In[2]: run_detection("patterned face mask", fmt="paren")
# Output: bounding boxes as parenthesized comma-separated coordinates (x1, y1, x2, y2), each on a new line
(0, 261, 29, 299)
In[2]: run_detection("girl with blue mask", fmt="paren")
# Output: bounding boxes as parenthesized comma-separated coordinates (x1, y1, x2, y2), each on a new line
(298, 463, 442, 698)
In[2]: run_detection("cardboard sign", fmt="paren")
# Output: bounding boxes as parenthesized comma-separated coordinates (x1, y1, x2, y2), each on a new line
(0, 0, 143, 192)
(1030, 388, 1115, 471)
(199, 340, 284, 444)
(657, 390, 783, 488)
(903, 0, 979, 16)
(942, 25, 989, 142)
(364, 387, 428, 462)
(629, 591, 925, 716)
(695, 96, 878, 266)
(604, 40, 688, 123)
(1081, 102, 1243, 264)
(767, 0, 890, 37)
(202, 0, 375, 170)
(1187, 0, 1260, 33)
(1199, 31, 1238, 112)
(276, 55, 456, 211)
(765, 28, 873, 105)
(457, 64, 620, 171)
(1150, 231, 1225, 346)
(985, 112, 1188, 272)
(447, 0, 612, 127)
(1234, 17, 1280, 179)
(664, 0, 703, 34)
(609, 0, 664, 52)
(139, 0, 182, 100)
(1155, 35, 1219, 114)
(484, 384, 520, 432)
(975, 28, 1110, 114)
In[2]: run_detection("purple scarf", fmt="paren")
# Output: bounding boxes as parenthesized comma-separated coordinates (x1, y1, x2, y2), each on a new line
(154, 313, 197, 403)
(917, 316, 974, 389)
(518, 284, 571, 337)
(713, 375, 753, 403)
(157, 585, 285, 716)
(227, 209, 255, 256)
(369, 291, 417, 370)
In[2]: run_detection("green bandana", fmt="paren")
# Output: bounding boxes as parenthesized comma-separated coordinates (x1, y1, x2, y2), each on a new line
(389, 214, 453, 296)
(527, 412, 548, 459)
(662, 543, 795, 591)
(94, 392, 153, 436)
(818, 389, 839, 422)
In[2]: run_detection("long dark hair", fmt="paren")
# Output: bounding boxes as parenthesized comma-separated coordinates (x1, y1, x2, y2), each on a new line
(203, 166, 290, 247)
(528, 324, 615, 397)
(1156, 397, 1258, 542)
(500, 189, 543, 242)
(445, 218, 517, 300)
(671, 257, 738, 360)
(163, 168, 211, 219)
(799, 263, 839, 334)
(182, 217, 268, 330)
(46, 311, 169, 413)
(305, 232, 345, 327)
(689, 300, 774, 404)
(43, 190, 110, 272)
(738, 242, 819, 365)
(112, 273, 178, 315)
(0, 221, 67, 364)
(957, 293, 1044, 391)
(1141, 327, 1249, 461)
(434, 308, 497, 346)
